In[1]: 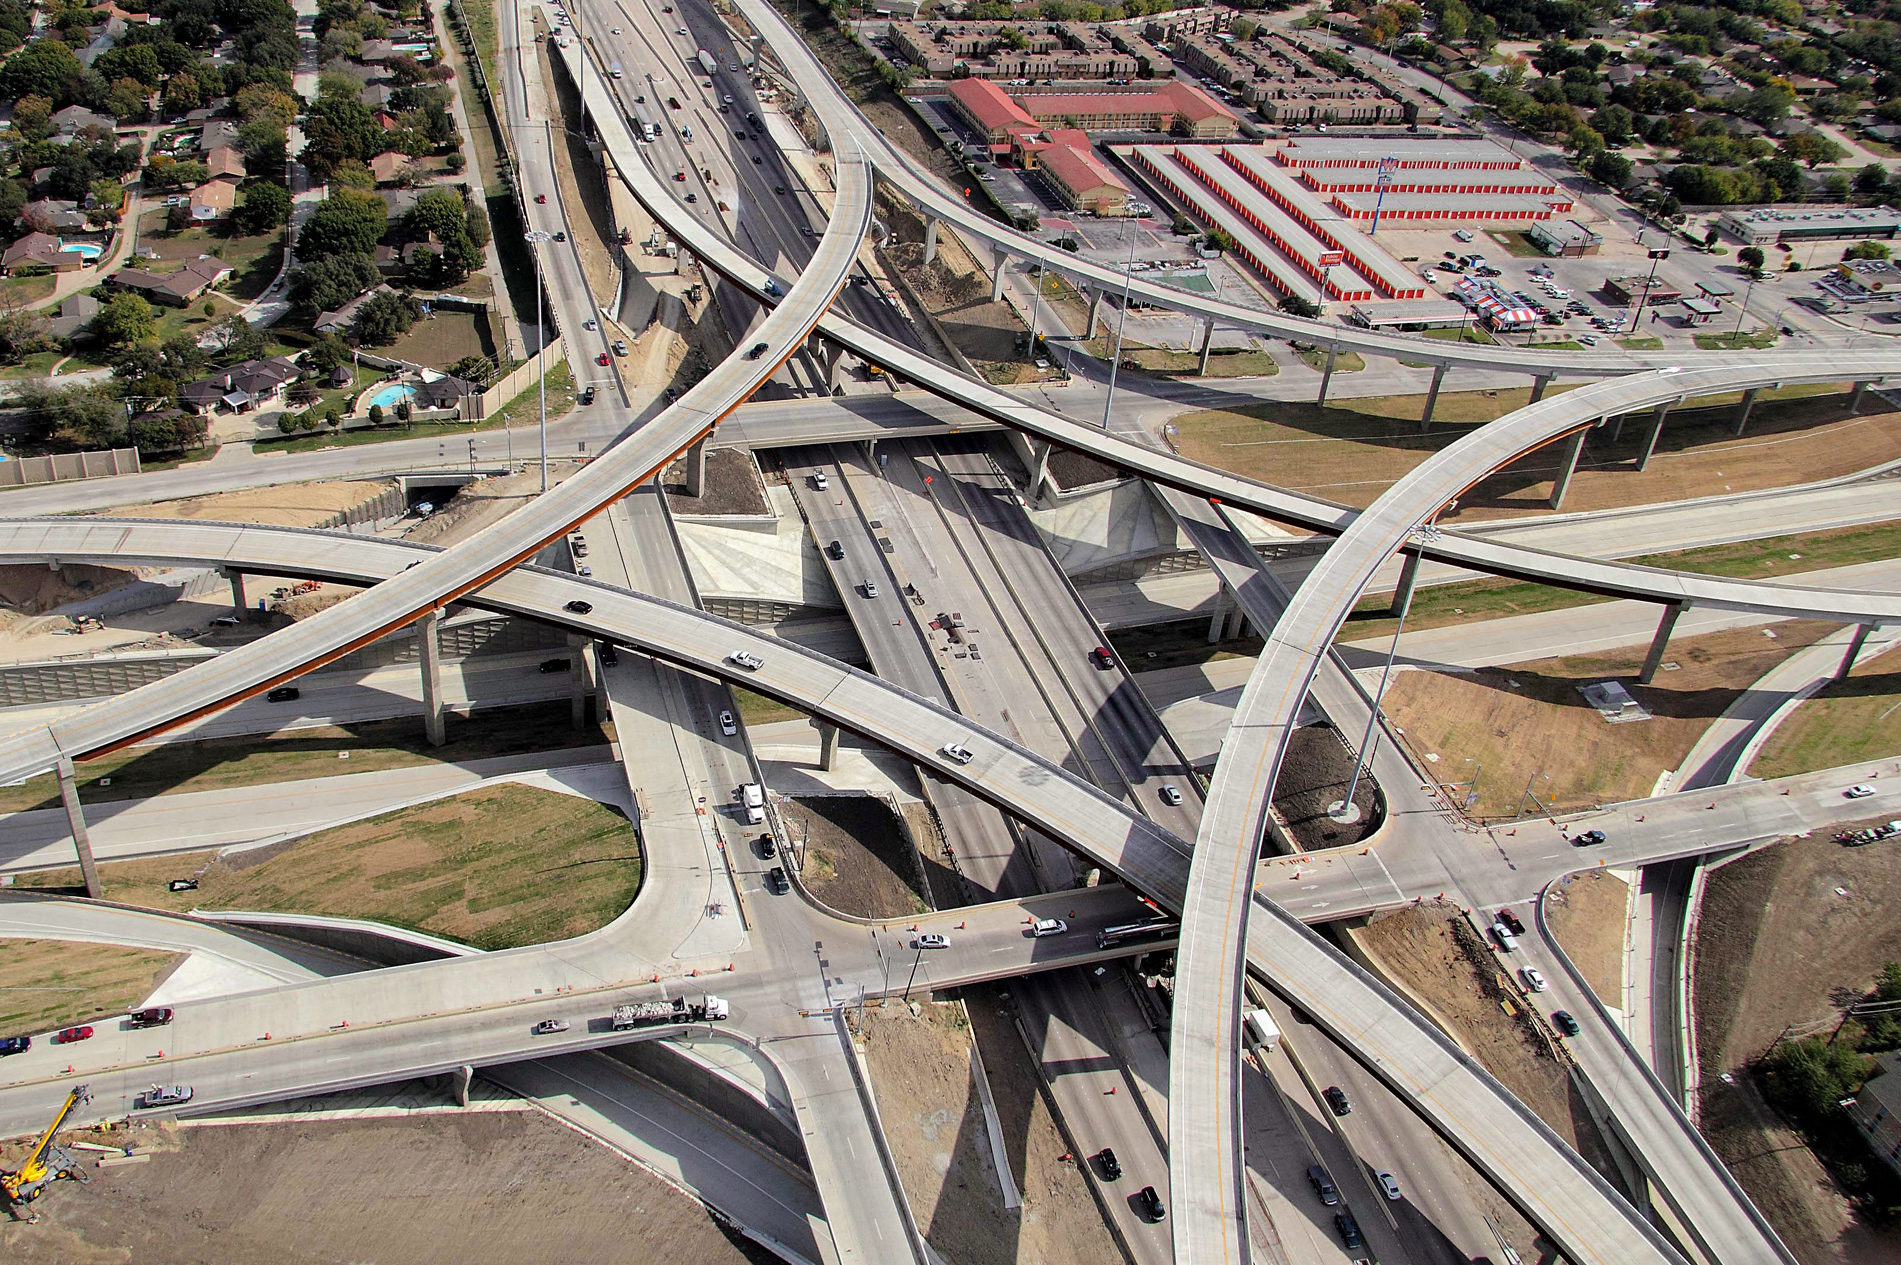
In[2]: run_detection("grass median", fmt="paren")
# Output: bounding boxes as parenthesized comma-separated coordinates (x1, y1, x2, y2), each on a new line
(17, 784, 641, 951)
(0, 940, 182, 1034)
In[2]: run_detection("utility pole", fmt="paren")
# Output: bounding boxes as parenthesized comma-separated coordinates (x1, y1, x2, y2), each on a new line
(525, 224, 552, 493)
(1100, 227, 1140, 430)
(1630, 246, 1670, 331)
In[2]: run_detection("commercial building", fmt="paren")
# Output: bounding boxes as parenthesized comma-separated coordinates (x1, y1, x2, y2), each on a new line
(1020, 129, 1134, 215)
(1604, 275, 1683, 307)
(947, 77, 1238, 143)
(1131, 143, 1426, 304)
(1174, 30, 1403, 123)
(1717, 204, 1901, 246)
(889, 20, 1139, 81)
(1528, 218, 1604, 256)
(1347, 298, 1471, 329)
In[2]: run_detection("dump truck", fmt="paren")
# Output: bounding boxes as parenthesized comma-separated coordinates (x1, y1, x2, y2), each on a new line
(611, 995, 730, 1029)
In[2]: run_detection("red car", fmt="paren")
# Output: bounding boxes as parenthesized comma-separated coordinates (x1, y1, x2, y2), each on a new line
(535, 194, 547, 204)
(597, 352, 611, 366)
(55, 1025, 93, 1044)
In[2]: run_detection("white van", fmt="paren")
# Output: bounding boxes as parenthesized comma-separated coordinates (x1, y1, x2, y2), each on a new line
(740, 782, 765, 824)
(1031, 918, 1068, 937)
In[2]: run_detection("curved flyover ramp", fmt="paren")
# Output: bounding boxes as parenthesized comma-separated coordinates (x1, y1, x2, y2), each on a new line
(0, 153, 874, 784)
(1177, 362, 1827, 1265)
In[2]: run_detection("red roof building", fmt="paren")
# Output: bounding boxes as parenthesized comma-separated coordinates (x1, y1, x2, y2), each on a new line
(948, 77, 1038, 143)
(947, 76, 1238, 142)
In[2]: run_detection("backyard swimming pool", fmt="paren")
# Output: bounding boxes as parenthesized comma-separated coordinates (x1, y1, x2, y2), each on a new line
(58, 239, 102, 260)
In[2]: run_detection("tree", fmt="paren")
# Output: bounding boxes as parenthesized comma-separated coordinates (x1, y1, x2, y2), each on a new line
(1845, 241, 1892, 261)
(1590, 104, 1635, 146)
(289, 251, 380, 313)
(208, 315, 265, 361)
(298, 189, 387, 262)
(1760, 1037, 1870, 1122)
(90, 291, 155, 349)
(11, 93, 50, 139)
(236, 180, 291, 234)
(1278, 294, 1322, 318)
(234, 83, 297, 130)
(1854, 162, 1890, 202)
(447, 354, 494, 382)
(350, 289, 418, 345)
(1780, 131, 1847, 169)
(368, 402, 384, 426)
(1738, 246, 1766, 275)
(0, 40, 84, 105)
(103, 76, 150, 122)
(1704, 226, 1721, 249)
(13, 382, 126, 447)
(1585, 150, 1631, 188)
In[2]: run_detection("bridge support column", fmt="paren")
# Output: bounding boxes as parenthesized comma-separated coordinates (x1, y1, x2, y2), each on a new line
(684, 436, 709, 500)
(225, 568, 246, 615)
(1733, 387, 1760, 436)
(1226, 605, 1249, 640)
(418, 608, 446, 746)
(1528, 373, 1552, 404)
(824, 342, 846, 394)
(1607, 413, 1625, 444)
(991, 254, 1007, 303)
(1549, 429, 1587, 511)
(1640, 601, 1687, 685)
(1197, 317, 1215, 375)
(817, 720, 841, 771)
(1207, 590, 1232, 644)
(437, 1063, 472, 1108)
(1837, 623, 1876, 681)
(922, 216, 939, 266)
(1027, 440, 1053, 501)
(1852, 379, 1873, 412)
(56, 757, 103, 899)
(568, 634, 593, 730)
(1315, 344, 1339, 404)
(1391, 550, 1422, 619)
(1086, 287, 1104, 340)
(1636, 401, 1674, 472)
(1419, 364, 1447, 432)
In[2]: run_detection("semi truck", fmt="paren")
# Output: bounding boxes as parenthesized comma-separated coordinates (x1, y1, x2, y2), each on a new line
(1243, 1008, 1280, 1055)
(697, 49, 719, 76)
(611, 995, 730, 1029)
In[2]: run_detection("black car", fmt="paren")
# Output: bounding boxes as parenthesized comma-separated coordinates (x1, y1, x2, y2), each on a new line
(579, 385, 595, 405)
(766, 865, 790, 894)
(1497, 908, 1526, 936)
(1336, 1210, 1364, 1249)
(1323, 1085, 1351, 1116)
(0, 1036, 29, 1056)
(564, 600, 593, 615)
(129, 1007, 173, 1028)
(1134, 1185, 1166, 1222)
(774, 185, 787, 194)
(746, 341, 768, 359)
(752, 154, 762, 164)
(734, 129, 746, 139)
(1095, 1147, 1122, 1180)
(826, 540, 844, 559)
(538, 658, 572, 674)
(757, 833, 777, 859)
(266, 686, 300, 703)
(1308, 1164, 1338, 1205)
(1573, 828, 1607, 847)
(1553, 1010, 1581, 1036)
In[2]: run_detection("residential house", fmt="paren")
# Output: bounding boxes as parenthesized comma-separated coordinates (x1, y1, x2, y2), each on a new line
(112, 254, 234, 305)
(188, 177, 237, 221)
(203, 146, 246, 181)
(315, 284, 395, 333)
(359, 39, 396, 62)
(44, 293, 99, 341)
(413, 373, 475, 410)
(0, 232, 89, 274)
(1849, 1052, 1901, 1177)
(21, 199, 89, 232)
(369, 151, 412, 185)
(361, 83, 395, 110)
(177, 355, 302, 415)
(199, 118, 242, 151)
(78, 14, 129, 67)
(51, 105, 115, 137)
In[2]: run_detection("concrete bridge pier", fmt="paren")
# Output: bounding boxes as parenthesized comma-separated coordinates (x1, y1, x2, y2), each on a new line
(922, 216, 939, 266)
(824, 342, 847, 394)
(684, 436, 709, 499)
(1732, 387, 1760, 436)
(1837, 623, 1877, 681)
(419, 609, 446, 746)
(1315, 344, 1339, 404)
(1640, 601, 1688, 684)
(1636, 401, 1675, 472)
(1226, 604, 1249, 640)
(1420, 364, 1448, 431)
(1549, 428, 1588, 511)
(1528, 373, 1552, 404)
(1207, 590, 1233, 644)
(1607, 413, 1626, 444)
(817, 720, 841, 771)
(1086, 287, 1104, 340)
(1390, 550, 1422, 619)
(568, 635, 595, 729)
(1026, 439, 1054, 502)
(991, 253, 1008, 303)
(1197, 317, 1216, 375)
(56, 756, 104, 899)
(225, 568, 247, 615)
(1852, 379, 1874, 412)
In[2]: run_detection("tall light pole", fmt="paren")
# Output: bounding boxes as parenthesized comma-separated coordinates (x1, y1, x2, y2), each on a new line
(1100, 225, 1140, 430)
(1630, 246, 1669, 331)
(525, 228, 552, 492)
(1368, 154, 1398, 237)
(1733, 273, 1758, 336)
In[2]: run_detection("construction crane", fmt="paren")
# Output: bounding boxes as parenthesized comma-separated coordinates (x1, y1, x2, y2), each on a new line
(2, 1084, 91, 1216)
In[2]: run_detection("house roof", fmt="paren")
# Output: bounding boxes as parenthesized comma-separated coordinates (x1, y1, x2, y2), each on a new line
(1037, 140, 1130, 198)
(948, 78, 1038, 134)
(23, 199, 87, 230)
(1, 231, 81, 268)
(179, 355, 301, 406)
(369, 151, 410, 181)
(189, 179, 237, 213)
(45, 292, 99, 339)
(203, 146, 245, 179)
(51, 105, 114, 134)
(115, 254, 234, 300)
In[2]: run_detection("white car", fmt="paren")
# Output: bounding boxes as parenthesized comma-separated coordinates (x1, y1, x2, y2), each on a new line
(1847, 784, 1878, 798)
(723, 94, 734, 103)
(677, 25, 688, 33)
(719, 709, 737, 735)
(728, 650, 764, 671)
(916, 933, 951, 949)
(533, 1018, 570, 1034)
(1521, 967, 1549, 992)
(583, 318, 597, 330)
(942, 741, 975, 765)
(1422, 269, 1437, 283)
(811, 471, 829, 490)
(1376, 1171, 1401, 1201)
(1454, 229, 1475, 242)
(1031, 918, 1068, 937)
(1159, 785, 1183, 806)
(611, 25, 621, 32)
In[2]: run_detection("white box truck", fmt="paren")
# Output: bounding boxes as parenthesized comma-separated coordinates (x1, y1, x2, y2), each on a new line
(1243, 1008, 1280, 1055)
(740, 782, 765, 824)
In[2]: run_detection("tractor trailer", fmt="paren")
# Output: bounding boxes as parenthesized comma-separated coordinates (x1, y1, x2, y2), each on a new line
(697, 49, 719, 76)
(612, 995, 730, 1029)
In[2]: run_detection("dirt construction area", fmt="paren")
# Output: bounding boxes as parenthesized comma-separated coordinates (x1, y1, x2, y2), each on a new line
(1382, 621, 1836, 820)
(1544, 870, 1630, 1010)
(104, 480, 396, 529)
(780, 793, 929, 920)
(1273, 724, 1381, 850)
(1692, 833, 1901, 1263)
(1351, 904, 1625, 1188)
(0, 1112, 775, 1265)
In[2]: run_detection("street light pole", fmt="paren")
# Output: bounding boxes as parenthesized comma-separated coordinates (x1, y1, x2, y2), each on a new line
(1100, 226, 1140, 430)
(1368, 155, 1398, 237)
(1630, 246, 1670, 331)
(1334, 542, 1418, 820)
(524, 227, 552, 492)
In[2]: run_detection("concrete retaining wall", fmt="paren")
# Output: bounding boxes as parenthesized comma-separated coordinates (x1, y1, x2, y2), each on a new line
(0, 447, 141, 487)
